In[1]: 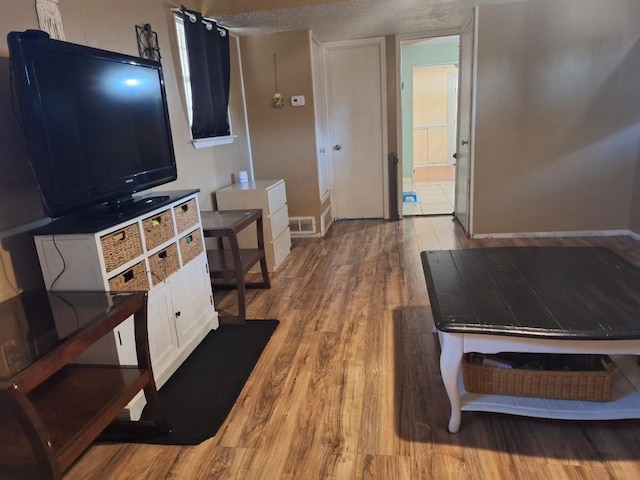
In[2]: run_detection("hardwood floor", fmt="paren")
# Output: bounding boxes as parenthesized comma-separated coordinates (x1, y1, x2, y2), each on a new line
(66, 216, 640, 479)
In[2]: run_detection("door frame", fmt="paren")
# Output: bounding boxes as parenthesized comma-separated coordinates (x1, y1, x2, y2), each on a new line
(311, 33, 331, 206)
(395, 16, 477, 230)
(454, 12, 477, 235)
(323, 37, 389, 220)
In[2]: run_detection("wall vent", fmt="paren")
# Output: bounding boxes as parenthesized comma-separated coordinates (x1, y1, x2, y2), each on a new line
(289, 216, 316, 236)
(320, 205, 333, 236)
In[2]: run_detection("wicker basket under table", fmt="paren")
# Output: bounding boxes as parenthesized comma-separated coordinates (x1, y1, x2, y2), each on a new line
(461, 355, 617, 402)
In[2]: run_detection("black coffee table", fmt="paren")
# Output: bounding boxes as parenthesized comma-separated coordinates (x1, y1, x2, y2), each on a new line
(421, 246, 640, 433)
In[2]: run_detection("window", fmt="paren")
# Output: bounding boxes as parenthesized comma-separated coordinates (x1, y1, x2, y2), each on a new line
(174, 11, 235, 148)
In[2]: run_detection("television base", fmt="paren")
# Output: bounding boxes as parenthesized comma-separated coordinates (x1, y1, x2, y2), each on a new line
(30, 190, 199, 235)
(101, 194, 171, 215)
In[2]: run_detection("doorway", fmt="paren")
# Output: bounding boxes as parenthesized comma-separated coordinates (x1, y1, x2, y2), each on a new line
(401, 36, 460, 217)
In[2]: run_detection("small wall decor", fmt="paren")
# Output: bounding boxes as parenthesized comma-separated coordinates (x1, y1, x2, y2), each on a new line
(136, 23, 161, 62)
(272, 54, 283, 108)
(35, 0, 65, 40)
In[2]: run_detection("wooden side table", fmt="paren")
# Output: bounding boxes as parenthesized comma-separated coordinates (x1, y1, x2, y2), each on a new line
(201, 209, 271, 325)
(0, 291, 170, 479)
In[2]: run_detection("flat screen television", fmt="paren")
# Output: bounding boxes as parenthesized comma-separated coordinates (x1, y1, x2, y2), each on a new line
(7, 30, 178, 218)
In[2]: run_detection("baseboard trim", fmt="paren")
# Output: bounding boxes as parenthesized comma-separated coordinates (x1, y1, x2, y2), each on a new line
(290, 231, 323, 238)
(471, 229, 640, 240)
(628, 230, 640, 241)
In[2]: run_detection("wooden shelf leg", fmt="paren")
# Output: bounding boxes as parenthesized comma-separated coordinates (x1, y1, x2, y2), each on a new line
(2, 389, 62, 480)
(255, 215, 271, 289)
(231, 232, 247, 324)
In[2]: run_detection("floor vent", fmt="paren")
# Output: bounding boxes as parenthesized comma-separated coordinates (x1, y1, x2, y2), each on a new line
(289, 216, 316, 235)
(320, 205, 333, 236)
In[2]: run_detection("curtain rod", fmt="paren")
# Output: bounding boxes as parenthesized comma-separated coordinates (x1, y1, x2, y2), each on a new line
(170, 7, 227, 37)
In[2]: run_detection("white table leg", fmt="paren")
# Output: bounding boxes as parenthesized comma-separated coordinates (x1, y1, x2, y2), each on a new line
(439, 331, 464, 433)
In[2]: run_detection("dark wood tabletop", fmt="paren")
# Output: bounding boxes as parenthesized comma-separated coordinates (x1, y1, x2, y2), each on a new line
(421, 246, 640, 340)
(200, 209, 263, 234)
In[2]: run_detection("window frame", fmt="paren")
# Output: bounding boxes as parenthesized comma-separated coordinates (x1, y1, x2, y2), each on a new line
(174, 14, 236, 148)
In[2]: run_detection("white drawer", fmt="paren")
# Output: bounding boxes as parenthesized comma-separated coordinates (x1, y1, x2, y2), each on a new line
(269, 203, 289, 239)
(266, 180, 287, 213)
(272, 226, 291, 270)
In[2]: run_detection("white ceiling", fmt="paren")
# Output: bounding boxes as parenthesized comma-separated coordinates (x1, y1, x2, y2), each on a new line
(198, 0, 528, 41)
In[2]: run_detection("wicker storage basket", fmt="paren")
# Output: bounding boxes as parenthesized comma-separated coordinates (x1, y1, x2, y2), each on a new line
(461, 354, 616, 402)
(148, 243, 179, 285)
(179, 229, 203, 266)
(174, 199, 198, 233)
(107, 261, 149, 291)
(142, 209, 175, 251)
(100, 224, 143, 272)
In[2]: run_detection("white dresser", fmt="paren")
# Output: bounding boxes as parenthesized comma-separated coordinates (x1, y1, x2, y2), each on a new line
(216, 179, 291, 272)
(32, 190, 218, 419)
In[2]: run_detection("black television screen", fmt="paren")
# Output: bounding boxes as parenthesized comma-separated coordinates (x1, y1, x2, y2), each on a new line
(7, 30, 177, 218)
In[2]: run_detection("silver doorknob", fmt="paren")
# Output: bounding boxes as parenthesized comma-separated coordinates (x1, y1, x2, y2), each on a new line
(461, 140, 469, 146)
(333, 145, 342, 151)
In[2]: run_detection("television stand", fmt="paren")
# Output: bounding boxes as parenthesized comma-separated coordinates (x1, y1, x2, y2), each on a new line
(31, 190, 218, 422)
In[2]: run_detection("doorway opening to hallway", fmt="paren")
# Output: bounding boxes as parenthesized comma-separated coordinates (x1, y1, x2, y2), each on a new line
(401, 35, 460, 217)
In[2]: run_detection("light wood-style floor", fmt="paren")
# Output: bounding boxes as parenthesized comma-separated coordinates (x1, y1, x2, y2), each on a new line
(66, 216, 640, 480)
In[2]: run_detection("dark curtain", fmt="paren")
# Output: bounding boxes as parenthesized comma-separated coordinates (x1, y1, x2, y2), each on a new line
(181, 6, 230, 138)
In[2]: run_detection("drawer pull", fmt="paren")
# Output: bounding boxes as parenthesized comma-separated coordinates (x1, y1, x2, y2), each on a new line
(181, 204, 189, 213)
(185, 234, 193, 244)
(115, 231, 126, 242)
(152, 216, 162, 227)
(123, 270, 134, 283)
(159, 250, 168, 259)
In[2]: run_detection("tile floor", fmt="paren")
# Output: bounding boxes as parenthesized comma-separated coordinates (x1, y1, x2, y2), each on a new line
(402, 180, 455, 216)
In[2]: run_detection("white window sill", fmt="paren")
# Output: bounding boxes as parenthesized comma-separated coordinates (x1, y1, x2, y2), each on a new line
(191, 135, 237, 148)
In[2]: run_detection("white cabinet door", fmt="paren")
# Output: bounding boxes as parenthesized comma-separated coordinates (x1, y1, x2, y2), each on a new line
(72, 315, 137, 366)
(172, 257, 214, 345)
(113, 317, 138, 365)
(147, 284, 180, 377)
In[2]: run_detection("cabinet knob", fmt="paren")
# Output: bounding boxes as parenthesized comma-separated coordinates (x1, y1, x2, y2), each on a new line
(175, 311, 181, 318)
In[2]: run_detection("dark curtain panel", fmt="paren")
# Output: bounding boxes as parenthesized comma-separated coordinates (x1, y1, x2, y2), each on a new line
(181, 6, 230, 138)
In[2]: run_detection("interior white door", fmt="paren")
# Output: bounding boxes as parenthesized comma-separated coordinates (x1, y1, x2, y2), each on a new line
(455, 15, 475, 234)
(325, 40, 386, 219)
